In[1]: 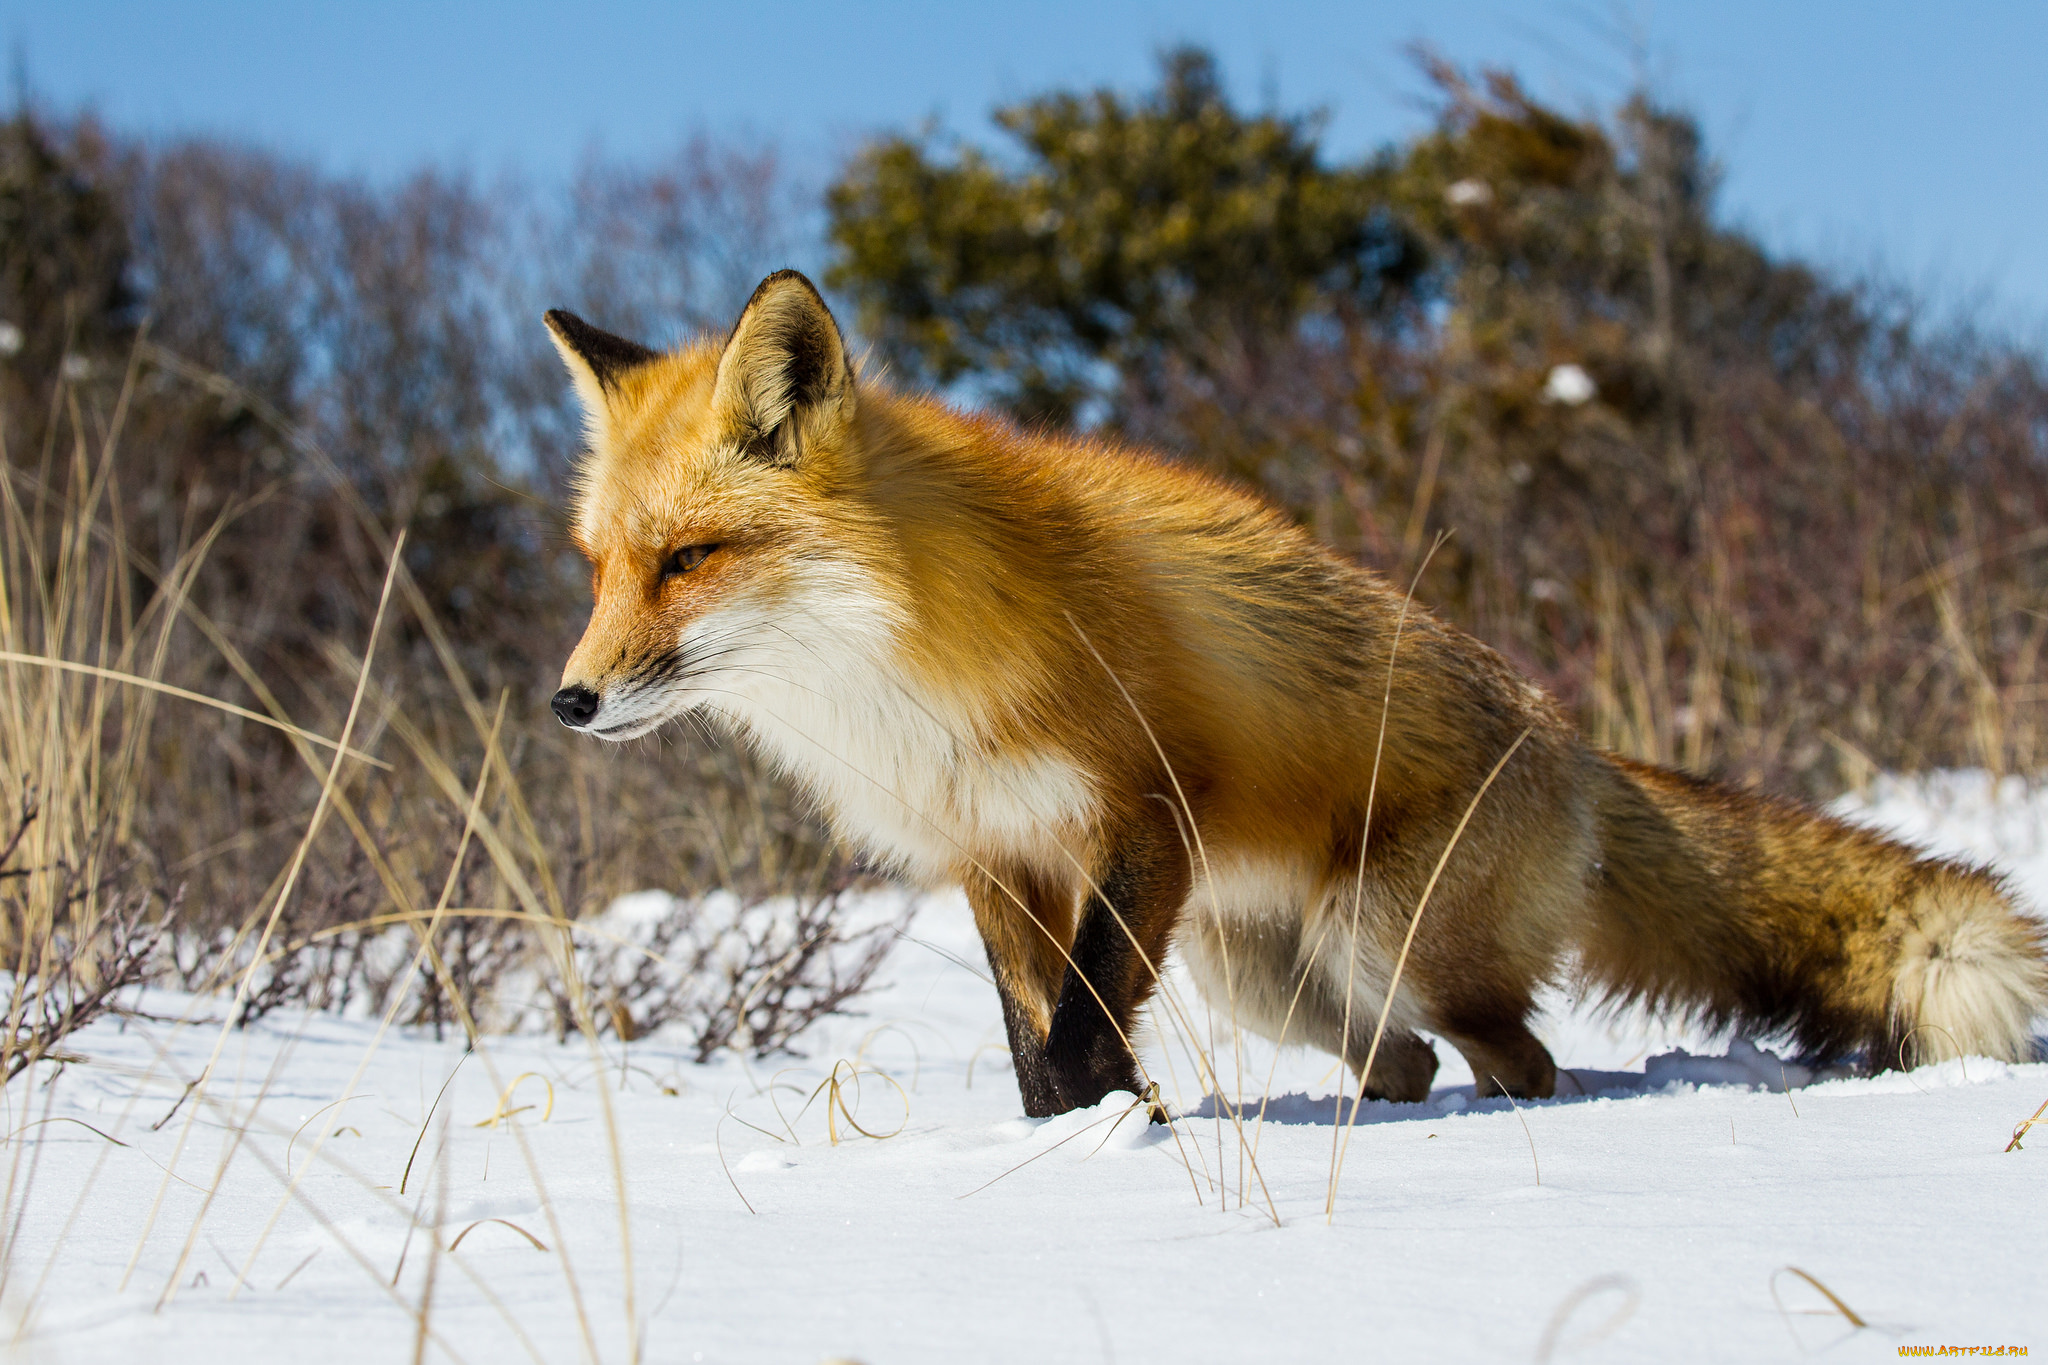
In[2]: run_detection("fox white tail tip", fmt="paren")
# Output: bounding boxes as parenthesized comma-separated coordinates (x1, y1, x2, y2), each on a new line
(1892, 867, 2048, 1065)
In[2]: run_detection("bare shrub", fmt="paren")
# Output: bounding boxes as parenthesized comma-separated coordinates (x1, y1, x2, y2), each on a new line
(0, 793, 174, 1081)
(569, 877, 907, 1060)
(222, 867, 904, 1060)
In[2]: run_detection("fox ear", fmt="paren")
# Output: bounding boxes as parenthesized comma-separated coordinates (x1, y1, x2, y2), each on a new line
(713, 270, 852, 467)
(544, 310, 659, 427)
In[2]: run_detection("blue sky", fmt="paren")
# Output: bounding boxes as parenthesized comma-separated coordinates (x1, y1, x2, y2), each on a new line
(10, 1, 2048, 335)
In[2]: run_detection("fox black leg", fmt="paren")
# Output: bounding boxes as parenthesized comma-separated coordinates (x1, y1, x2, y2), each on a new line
(964, 866, 1072, 1118)
(1045, 828, 1188, 1115)
(990, 973, 1062, 1117)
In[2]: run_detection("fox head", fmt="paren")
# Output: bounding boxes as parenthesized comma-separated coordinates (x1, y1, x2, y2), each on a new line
(547, 270, 883, 741)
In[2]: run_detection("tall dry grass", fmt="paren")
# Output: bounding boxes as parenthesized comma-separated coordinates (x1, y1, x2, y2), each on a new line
(1, 344, 206, 1081)
(0, 349, 908, 1357)
(1, 332, 888, 1073)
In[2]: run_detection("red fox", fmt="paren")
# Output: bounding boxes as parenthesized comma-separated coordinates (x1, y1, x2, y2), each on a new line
(546, 270, 2048, 1116)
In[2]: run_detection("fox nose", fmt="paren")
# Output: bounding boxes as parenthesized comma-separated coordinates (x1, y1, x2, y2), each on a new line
(551, 685, 600, 728)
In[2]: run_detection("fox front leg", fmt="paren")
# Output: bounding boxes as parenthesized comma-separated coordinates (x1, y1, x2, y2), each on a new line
(990, 971, 1062, 1117)
(1044, 829, 1188, 1113)
(965, 867, 1071, 1117)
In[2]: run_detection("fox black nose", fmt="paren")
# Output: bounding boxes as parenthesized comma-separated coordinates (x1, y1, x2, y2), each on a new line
(551, 685, 600, 728)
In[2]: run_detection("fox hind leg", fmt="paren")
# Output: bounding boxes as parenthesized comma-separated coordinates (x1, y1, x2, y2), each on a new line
(1349, 1027, 1440, 1103)
(1192, 907, 1445, 1103)
(1436, 1017, 1557, 1099)
(1287, 964, 1441, 1103)
(1405, 934, 1560, 1098)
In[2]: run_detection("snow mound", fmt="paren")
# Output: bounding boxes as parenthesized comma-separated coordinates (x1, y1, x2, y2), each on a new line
(1642, 1037, 1819, 1090)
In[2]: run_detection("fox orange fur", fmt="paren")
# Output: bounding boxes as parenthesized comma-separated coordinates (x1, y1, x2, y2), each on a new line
(546, 271, 2048, 1116)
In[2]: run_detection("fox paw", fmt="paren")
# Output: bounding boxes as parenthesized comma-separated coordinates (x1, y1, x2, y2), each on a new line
(1044, 1039, 1141, 1114)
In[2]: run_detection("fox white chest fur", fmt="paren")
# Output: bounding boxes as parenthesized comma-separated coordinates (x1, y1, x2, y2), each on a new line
(695, 579, 1098, 884)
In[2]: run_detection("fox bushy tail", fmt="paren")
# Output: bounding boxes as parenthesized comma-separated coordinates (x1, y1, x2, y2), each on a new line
(1579, 757, 2048, 1067)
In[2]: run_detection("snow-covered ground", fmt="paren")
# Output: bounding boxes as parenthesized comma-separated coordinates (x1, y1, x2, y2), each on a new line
(5, 772, 2044, 1363)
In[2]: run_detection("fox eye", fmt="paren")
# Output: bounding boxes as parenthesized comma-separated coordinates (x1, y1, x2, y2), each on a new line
(663, 545, 717, 579)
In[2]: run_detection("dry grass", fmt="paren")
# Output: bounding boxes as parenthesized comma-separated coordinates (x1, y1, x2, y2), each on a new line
(2, 336, 882, 1041)
(1770, 1265, 1870, 1348)
(2005, 1096, 2048, 1152)
(1533, 1274, 1639, 1364)
(1325, 723, 1534, 1215)
(0, 347, 192, 1091)
(0, 349, 902, 1362)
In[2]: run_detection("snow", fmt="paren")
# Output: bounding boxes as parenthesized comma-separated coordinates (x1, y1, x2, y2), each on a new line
(1445, 177, 1494, 208)
(7, 773, 2045, 1362)
(1542, 363, 1597, 406)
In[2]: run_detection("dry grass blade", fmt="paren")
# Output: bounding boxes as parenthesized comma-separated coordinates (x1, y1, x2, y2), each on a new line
(0, 650, 388, 767)
(853, 1024, 924, 1091)
(274, 1248, 320, 1291)
(1896, 1023, 1970, 1081)
(408, 1139, 449, 1365)
(475, 1073, 556, 1129)
(447, 1218, 549, 1254)
(5, 1116, 128, 1148)
(401, 1050, 471, 1196)
(224, 529, 407, 1013)
(1067, 614, 1274, 1223)
(286, 1095, 367, 1177)
(893, 929, 992, 984)
(714, 1109, 758, 1215)
(155, 1031, 304, 1309)
(2005, 1096, 2048, 1152)
(1533, 1274, 1640, 1364)
(964, 1041, 1010, 1090)
(957, 1097, 1144, 1200)
(118, 1040, 517, 1362)
(1496, 1080, 1540, 1186)
(226, 694, 511, 1301)
(1326, 723, 1534, 1219)
(1770, 1265, 1869, 1341)
(799, 1060, 911, 1145)
(1330, 529, 1445, 1156)
(13, 1050, 176, 1333)
(126, 530, 407, 1300)
(1085, 1083, 1163, 1157)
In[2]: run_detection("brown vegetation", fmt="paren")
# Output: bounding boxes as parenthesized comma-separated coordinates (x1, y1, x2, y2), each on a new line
(2, 46, 2043, 1051)
(831, 52, 2048, 801)
(0, 109, 871, 1054)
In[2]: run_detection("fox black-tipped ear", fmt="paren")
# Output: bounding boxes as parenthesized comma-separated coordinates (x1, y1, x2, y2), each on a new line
(544, 309, 659, 419)
(712, 270, 852, 467)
